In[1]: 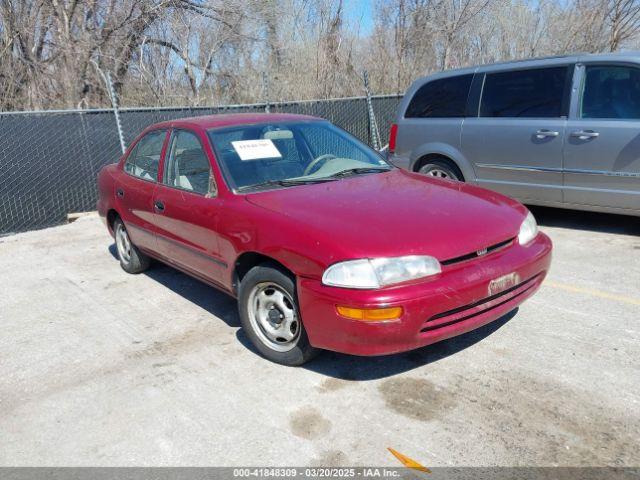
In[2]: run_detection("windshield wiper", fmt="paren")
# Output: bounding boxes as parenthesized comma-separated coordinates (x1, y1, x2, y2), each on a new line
(328, 167, 392, 178)
(236, 177, 334, 192)
(236, 168, 391, 191)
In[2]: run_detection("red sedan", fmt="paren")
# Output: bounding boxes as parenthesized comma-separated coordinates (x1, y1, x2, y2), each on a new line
(97, 113, 552, 365)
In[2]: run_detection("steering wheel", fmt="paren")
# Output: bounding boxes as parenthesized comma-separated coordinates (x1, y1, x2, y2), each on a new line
(303, 154, 336, 176)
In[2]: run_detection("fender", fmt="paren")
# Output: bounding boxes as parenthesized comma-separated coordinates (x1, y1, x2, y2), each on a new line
(410, 142, 479, 184)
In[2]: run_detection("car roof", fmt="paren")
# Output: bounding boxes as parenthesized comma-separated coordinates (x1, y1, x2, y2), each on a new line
(149, 112, 323, 131)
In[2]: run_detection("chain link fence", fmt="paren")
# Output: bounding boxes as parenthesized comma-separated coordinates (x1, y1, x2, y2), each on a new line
(0, 95, 401, 235)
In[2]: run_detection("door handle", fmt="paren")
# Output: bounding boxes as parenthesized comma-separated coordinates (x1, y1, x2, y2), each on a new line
(154, 200, 165, 212)
(534, 129, 559, 139)
(571, 130, 600, 140)
(116, 188, 124, 198)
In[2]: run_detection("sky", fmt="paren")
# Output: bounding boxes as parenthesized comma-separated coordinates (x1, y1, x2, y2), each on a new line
(344, 0, 375, 35)
(342, 0, 555, 36)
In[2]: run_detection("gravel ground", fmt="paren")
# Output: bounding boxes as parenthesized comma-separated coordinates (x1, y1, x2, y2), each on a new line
(0, 208, 638, 467)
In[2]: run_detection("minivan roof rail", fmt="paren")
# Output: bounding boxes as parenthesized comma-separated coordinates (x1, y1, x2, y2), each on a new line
(483, 53, 584, 66)
(470, 50, 640, 70)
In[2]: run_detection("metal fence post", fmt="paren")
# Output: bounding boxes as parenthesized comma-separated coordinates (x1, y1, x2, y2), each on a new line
(91, 60, 126, 155)
(262, 72, 271, 113)
(362, 70, 381, 151)
(106, 72, 126, 155)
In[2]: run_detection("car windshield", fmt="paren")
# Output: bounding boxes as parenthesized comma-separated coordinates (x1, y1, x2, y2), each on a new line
(208, 121, 391, 191)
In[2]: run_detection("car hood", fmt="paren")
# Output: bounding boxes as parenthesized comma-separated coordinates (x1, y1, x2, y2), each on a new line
(244, 169, 527, 262)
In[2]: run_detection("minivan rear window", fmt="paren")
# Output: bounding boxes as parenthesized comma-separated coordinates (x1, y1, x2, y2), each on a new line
(405, 74, 473, 118)
(480, 67, 569, 118)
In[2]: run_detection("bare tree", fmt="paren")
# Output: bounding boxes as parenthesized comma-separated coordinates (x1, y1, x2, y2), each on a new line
(2, 0, 640, 111)
(435, 0, 491, 70)
(607, 0, 640, 50)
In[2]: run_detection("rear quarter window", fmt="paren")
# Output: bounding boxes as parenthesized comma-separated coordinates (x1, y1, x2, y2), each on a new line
(405, 74, 473, 118)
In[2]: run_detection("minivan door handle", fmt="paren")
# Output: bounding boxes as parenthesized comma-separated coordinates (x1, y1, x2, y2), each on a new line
(571, 130, 600, 140)
(154, 200, 165, 212)
(534, 129, 559, 139)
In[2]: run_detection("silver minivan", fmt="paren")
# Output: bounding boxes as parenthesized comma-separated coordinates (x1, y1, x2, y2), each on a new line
(389, 52, 640, 217)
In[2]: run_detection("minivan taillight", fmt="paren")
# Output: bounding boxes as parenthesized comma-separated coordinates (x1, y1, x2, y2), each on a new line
(388, 123, 398, 154)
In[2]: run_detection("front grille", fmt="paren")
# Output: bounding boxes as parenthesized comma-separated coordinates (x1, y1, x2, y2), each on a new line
(441, 237, 515, 267)
(420, 274, 540, 333)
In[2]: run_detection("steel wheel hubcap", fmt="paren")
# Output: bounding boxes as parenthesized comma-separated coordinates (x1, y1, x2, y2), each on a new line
(115, 223, 132, 264)
(247, 282, 300, 352)
(421, 167, 451, 179)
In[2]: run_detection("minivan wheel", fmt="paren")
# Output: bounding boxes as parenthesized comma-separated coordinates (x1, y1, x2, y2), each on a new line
(417, 159, 463, 181)
(113, 218, 150, 274)
(238, 264, 320, 366)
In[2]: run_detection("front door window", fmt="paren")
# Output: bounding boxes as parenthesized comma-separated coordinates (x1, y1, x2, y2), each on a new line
(163, 130, 213, 195)
(581, 65, 640, 120)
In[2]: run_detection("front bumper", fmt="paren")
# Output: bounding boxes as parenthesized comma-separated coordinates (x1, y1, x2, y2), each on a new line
(297, 232, 552, 356)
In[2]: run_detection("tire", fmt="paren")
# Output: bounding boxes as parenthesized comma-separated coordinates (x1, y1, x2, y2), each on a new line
(238, 264, 320, 366)
(417, 158, 463, 181)
(113, 217, 150, 274)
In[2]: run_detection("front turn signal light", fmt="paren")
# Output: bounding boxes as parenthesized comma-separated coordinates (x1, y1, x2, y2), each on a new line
(336, 305, 403, 322)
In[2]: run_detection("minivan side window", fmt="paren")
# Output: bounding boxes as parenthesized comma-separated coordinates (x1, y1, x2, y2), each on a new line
(480, 67, 569, 118)
(581, 65, 640, 119)
(405, 74, 473, 118)
(124, 130, 166, 181)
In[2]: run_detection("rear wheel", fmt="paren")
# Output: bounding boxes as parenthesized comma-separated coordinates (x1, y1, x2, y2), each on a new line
(238, 264, 319, 365)
(113, 218, 150, 274)
(417, 158, 463, 181)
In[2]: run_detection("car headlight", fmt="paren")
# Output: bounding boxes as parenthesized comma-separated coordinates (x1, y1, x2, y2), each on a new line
(518, 211, 538, 245)
(322, 255, 441, 289)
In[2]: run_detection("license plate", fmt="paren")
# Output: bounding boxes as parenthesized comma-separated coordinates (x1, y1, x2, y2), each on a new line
(489, 272, 520, 296)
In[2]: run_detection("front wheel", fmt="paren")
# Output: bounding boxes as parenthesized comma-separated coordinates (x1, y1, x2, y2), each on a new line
(238, 264, 320, 365)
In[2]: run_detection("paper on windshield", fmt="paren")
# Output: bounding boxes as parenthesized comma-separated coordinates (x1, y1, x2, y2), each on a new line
(232, 139, 282, 161)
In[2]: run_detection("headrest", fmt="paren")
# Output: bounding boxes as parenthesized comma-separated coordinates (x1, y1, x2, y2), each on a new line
(263, 130, 293, 140)
(177, 149, 209, 173)
(178, 149, 206, 163)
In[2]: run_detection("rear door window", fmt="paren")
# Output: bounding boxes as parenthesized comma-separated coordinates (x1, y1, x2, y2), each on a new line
(124, 130, 166, 181)
(480, 67, 569, 118)
(405, 74, 473, 118)
(581, 65, 640, 119)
